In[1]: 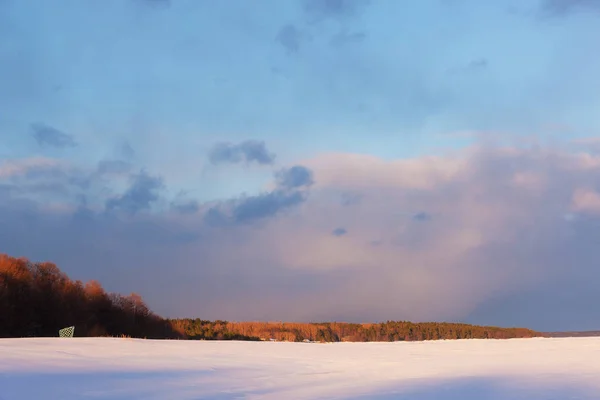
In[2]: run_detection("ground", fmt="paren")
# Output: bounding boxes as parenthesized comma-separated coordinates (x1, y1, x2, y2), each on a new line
(1, 337, 600, 399)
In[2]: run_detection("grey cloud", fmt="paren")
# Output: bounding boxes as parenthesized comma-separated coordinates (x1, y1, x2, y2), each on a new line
(66, 175, 91, 190)
(71, 204, 95, 223)
(458, 213, 600, 332)
(204, 165, 314, 225)
(97, 160, 132, 175)
(447, 58, 488, 75)
(276, 1, 367, 54)
(466, 280, 600, 333)
(206, 190, 307, 226)
(0, 184, 13, 199)
(0, 198, 207, 309)
(136, 0, 171, 8)
(541, 0, 600, 15)
(413, 212, 431, 222)
(120, 142, 135, 159)
(11, 182, 69, 197)
(275, 165, 314, 189)
(330, 30, 367, 47)
(208, 140, 275, 166)
(232, 190, 305, 223)
(105, 170, 164, 214)
(570, 137, 600, 155)
(0, 158, 162, 211)
(171, 199, 199, 215)
(170, 190, 200, 215)
(332, 227, 347, 236)
(21, 165, 68, 181)
(302, 0, 371, 22)
(0, 187, 345, 321)
(172, 231, 202, 244)
(30, 123, 77, 148)
(468, 58, 489, 69)
(0, 160, 92, 199)
(203, 207, 230, 227)
(277, 24, 303, 53)
(340, 192, 362, 206)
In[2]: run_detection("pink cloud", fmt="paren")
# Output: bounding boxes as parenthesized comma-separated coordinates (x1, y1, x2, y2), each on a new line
(572, 188, 600, 214)
(0, 157, 64, 179)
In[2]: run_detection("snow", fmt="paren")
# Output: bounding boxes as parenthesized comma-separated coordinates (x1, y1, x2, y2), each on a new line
(1, 337, 600, 399)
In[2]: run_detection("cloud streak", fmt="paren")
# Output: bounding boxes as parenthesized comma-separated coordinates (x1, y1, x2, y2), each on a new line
(541, 0, 600, 16)
(276, 25, 304, 53)
(205, 165, 314, 225)
(30, 123, 77, 148)
(332, 227, 347, 236)
(275, 165, 314, 189)
(97, 160, 132, 175)
(208, 141, 276, 166)
(302, 0, 371, 22)
(231, 190, 306, 222)
(105, 170, 164, 215)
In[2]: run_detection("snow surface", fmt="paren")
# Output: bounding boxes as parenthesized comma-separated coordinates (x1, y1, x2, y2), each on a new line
(1, 337, 600, 399)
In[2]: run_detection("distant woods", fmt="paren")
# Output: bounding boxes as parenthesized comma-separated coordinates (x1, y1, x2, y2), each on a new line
(169, 319, 541, 342)
(1, 254, 542, 341)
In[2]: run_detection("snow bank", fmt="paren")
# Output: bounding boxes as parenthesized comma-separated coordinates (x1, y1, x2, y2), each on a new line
(1, 337, 599, 399)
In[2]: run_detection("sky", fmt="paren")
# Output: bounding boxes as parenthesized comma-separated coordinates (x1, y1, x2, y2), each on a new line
(1, 0, 600, 332)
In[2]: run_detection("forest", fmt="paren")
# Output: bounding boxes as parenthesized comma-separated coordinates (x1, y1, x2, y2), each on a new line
(169, 318, 541, 342)
(0, 254, 180, 338)
(0, 253, 543, 341)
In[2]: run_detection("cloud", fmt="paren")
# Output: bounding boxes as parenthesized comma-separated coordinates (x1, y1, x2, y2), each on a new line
(205, 165, 315, 225)
(468, 58, 489, 69)
(276, 24, 304, 53)
(330, 30, 367, 47)
(30, 123, 77, 148)
(412, 212, 431, 221)
(232, 190, 306, 222)
(447, 58, 489, 75)
(208, 140, 276, 166)
(135, 0, 171, 8)
(332, 227, 347, 236)
(340, 192, 361, 206)
(302, 0, 371, 22)
(571, 188, 600, 214)
(214, 144, 600, 329)
(570, 136, 600, 155)
(540, 0, 600, 16)
(97, 160, 132, 175)
(203, 207, 230, 227)
(105, 170, 164, 214)
(0, 157, 64, 179)
(276, 0, 369, 54)
(120, 142, 135, 160)
(0, 157, 93, 201)
(275, 165, 314, 189)
(171, 199, 199, 215)
(3, 144, 600, 331)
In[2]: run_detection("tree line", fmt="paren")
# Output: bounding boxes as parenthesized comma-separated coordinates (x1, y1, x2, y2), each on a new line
(0, 254, 180, 338)
(1, 253, 543, 341)
(169, 319, 541, 342)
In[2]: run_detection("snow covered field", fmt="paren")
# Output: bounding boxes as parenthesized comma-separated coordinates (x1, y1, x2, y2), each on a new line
(1, 337, 600, 399)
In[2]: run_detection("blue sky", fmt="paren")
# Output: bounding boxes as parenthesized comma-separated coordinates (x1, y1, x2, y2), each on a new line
(2, 0, 600, 331)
